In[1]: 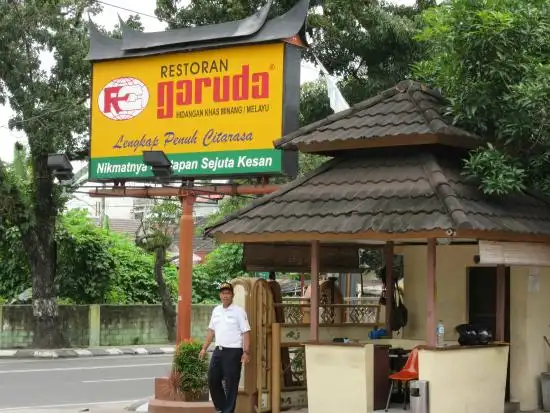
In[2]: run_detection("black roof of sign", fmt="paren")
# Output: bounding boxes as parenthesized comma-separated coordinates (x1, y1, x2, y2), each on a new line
(87, 0, 309, 62)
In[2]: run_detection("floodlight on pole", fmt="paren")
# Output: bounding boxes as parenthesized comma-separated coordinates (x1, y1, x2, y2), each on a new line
(47, 153, 74, 182)
(143, 150, 173, 178)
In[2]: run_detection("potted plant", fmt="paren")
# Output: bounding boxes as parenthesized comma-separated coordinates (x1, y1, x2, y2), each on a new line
(169, 339, 210, 402)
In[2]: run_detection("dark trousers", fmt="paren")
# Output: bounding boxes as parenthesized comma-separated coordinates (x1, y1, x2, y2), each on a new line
(208, 346, 243, 413)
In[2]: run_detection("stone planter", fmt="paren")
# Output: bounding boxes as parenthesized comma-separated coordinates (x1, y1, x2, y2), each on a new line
(148, 377, 216, 413)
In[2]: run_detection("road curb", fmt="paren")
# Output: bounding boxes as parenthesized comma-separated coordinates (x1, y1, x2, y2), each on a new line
(0, 346, 175, 359)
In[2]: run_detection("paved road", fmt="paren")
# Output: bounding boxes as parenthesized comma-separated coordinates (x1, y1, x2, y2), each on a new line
(0, 354, 172, 411)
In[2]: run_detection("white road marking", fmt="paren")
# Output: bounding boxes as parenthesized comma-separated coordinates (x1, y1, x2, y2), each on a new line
(0, 362, 170, 374)
(133, 347, 149, 355)
(0, 399, 140, 411)
(160, 347, 175, 353)
(0, 351, 17, 357)
(0, 354, 171, 367)
(105, 348, 124, 355)
(82, 376, 155, 383)
(137, 402, 149, 412)
(0, 353, 171, 366)
(32, 351, 58, 358)
(74, 349, 93, 356)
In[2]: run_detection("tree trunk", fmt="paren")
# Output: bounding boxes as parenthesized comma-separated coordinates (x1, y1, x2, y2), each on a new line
(24, 228, 64, 348)
(154, 247, 177, 342)
(25, 155, 64, 348)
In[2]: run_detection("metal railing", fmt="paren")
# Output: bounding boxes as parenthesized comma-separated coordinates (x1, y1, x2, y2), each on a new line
(274, 302, 380, 325)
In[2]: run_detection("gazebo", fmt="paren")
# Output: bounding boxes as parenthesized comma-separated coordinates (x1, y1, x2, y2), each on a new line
(205, 80, 550, 413)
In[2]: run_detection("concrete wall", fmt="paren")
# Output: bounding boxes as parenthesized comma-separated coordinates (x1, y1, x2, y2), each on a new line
(396, 243, 550, 411)
(509, 266, 550, 411)
(396, 244, 474, 341)
(0, 304, 214, 349)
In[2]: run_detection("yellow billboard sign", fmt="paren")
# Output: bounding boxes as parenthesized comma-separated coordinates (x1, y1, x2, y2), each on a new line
(90, 42, 286, 179)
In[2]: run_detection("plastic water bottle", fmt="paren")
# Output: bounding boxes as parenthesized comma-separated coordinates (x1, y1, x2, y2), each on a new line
(436, 320, 445, 347)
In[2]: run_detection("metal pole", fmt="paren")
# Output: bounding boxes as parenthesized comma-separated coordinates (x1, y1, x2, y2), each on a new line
(426, 238, 437, 347)
(385, 242, 394, 334)
(177, 195, 196, 343)
(310, 241, 320, 341)
(495, 264, 506, 341)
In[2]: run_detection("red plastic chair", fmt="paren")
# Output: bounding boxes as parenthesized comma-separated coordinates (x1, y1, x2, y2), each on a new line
(385, 348, 419, 411)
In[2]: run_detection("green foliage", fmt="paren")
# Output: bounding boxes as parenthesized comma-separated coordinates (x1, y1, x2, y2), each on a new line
(299, 152, 329, 177)
(193, 197, 251, 303)
(308, 0, 430, 103)
(300, 80, 332, 126)
(0, 225, 29, 299)
(137, 200, 181, 251)
(56, 210, 115, 303)
(107, 231, 177, 304)
(192, 244, 248, 303)
(156, 0, 428, 112)
(0, 208, 176, 304)
(463, 143, 526, 195)
(172, 340, 209, 396)
(414, 0, 550, 194)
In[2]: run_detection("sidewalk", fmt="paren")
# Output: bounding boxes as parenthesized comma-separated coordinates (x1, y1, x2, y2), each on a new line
(0, 345, 175, 359)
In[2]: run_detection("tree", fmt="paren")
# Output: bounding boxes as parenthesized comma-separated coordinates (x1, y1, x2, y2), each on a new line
(192, 244, 249, 303)
(155, 0, 429, 101)
(155, 0, 431, 178)
(136, 200, 180, 342)
(55, 210, 115, 304)
(413, 0, 550, 195)
(0, 0, 102, 347)
(0, 207, 171, 305)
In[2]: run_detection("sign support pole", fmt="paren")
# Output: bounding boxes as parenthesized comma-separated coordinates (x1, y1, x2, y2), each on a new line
(90, 184, 278, 344)
(177, 194, 196, 343)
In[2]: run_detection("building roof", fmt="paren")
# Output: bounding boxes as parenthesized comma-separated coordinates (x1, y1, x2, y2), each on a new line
(90, 217, 141, 236)
(205, 147, 550, 242)
(87, 0, 309, 62)
(170, 216, 216, 254)
(275, 80, 481, 154)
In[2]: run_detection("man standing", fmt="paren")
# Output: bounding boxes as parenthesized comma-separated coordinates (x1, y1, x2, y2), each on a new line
(199, 282, 251, 413)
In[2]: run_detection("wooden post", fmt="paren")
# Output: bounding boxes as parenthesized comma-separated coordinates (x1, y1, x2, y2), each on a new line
(271, 323, 282, 413)
(426, 238, 437, 347)
(495, 264, 506, 341)
(385, 242, 394, 334)
(310, 241, 320, 341)
(177, 195, 196, 343)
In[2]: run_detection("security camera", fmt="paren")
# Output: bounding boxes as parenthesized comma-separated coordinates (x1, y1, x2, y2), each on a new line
(446, 228, 457, 237)
(473, 255, 480, 264)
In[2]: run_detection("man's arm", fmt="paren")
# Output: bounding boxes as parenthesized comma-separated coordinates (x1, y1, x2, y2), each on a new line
(202, 310, 216, 352)
(202, 328, 215, 352)
(242, 331, 250, 354)
(238, 308, 252, 354)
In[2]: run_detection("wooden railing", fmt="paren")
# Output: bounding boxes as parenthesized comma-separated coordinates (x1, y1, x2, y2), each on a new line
(275, 302, 380, 325)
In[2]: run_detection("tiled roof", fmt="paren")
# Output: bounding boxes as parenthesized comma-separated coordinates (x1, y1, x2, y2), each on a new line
(90, 217, 141, 236)
(205, 148, 550, 239)
(89, 216, 214, 253)
(275, 80, 480, 152)
(171, 216, 216, 253)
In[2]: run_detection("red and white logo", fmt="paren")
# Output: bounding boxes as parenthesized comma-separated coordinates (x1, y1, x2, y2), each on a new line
(98, 77, 149, 121)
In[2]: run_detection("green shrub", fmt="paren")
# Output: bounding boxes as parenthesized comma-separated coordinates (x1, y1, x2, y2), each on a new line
(172, 340, 209, 398)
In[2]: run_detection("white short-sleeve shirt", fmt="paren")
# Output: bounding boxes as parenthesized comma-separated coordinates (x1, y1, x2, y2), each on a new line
(208, 304, 251, 348)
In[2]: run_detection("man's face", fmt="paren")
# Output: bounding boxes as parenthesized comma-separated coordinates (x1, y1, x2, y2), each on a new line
(220, 289, 233, 305)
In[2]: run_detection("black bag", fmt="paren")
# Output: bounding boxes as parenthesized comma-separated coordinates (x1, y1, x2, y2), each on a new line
(380, 278, 408, 332)
(391, 284, 408, 332)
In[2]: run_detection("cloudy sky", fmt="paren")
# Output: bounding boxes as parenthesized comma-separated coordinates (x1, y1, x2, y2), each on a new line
(0, 0, 413, 163)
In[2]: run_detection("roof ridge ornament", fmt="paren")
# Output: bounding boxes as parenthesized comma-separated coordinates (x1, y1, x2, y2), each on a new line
(120, 0, 274, 51)
(87, 0, 310, 62)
